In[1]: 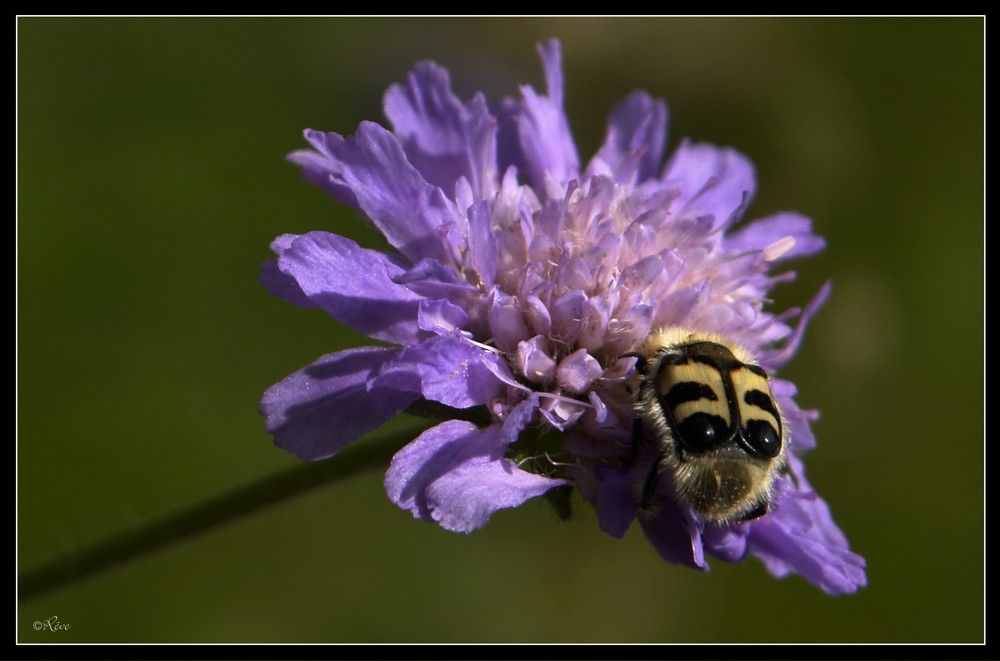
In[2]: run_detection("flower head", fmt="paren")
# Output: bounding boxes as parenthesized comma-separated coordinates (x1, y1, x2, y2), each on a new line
(260, 40, 866, 595)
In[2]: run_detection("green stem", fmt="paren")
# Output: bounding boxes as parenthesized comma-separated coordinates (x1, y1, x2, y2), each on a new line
(18, 426, 427, 605)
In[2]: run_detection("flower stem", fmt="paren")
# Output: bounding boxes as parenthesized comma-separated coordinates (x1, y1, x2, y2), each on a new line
(18, 426, 427, 604)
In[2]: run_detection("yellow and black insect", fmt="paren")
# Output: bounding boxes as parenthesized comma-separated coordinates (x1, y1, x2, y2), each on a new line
(629, 327, 786, 524)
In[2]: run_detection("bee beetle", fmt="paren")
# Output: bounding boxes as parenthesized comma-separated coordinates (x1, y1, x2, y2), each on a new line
(629, 327, 787, 525)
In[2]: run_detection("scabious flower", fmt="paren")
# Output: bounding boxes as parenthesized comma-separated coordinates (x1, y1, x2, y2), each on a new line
(260, 39, 866, 595)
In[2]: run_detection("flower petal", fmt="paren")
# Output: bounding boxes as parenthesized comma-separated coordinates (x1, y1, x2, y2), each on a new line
(384, 62, 497, 201)
(662, 140, 756, 230)
(467, 200, 498, 288)
(772, 383, 820, 453)
(385, 402, 565, 532)
(638, 501, 706, 570)
(549, 289, 588, 346)
(287, 130, 359, 210)
(517, 335, 556, 385)
(259, 234, 316, 308)
(747, 480, 867, 595)
(260, 347, 419, 461)
(298, 122, 465, 265)
(277, 231, 422, 344)
(515, 39, 580, 192)
(393, 257, 476, 298)
(589, 91, 668, 185)
(595, 464, 638, 539)
(488, 288, 531, 354)
(703, 524, 750, 562)
(759, 280, 831, 369)
(539, 397, 586, 431)
(370, 335, 507, 409)
(385, 419, 469, 524)
(556, 348, 603, 394)
(417, 298, 469, 335)
(724, 211, 826, 261)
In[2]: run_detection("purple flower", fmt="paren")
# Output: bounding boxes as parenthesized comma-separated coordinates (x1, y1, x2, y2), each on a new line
(260, 40, 866, 595)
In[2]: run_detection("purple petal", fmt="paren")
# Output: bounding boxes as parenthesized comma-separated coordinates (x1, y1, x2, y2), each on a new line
(770, 378, 797, 399)
(498, 394, 541, 444)
(493, 99, 528, 186)
(517, 335, 556, 385)
(549, 289, 587, 345)
(656, 281, 709, 328)
(287, 130, 359, 210)
(523, 294, 552, 335)
(259, 234, 316, 308)
(370, 335, 506, 409)
(578, 296, 611, 352)
(260, 347, 419, 461)
(475, 354, 525, 395)
(393, 257, 475, 298)
(516, 40, 580, 191)
(773, 384, 820, 453)
(417, 299, 469, 335)
(488, 289, 531, 354)
(385, 405, 565, 532)
(588, 390, 609, 424)
(725, 211, 826, 261)
(595, 464, 638, 539)
(384, 62, 497, 201)
(662, 140, 756, 230)
(539, 397, 586, 430)
(301, 122, 465, 265)
(638, 500, 706, 570)
(590, 91, 668, 184)
(385, 419, 472, 524)
(620, 253, 665, 298)
(747, 482, 867, 595)
(277, 231, 422, 344)
(606, 302, 653, 356)
(759, 280, 831, 369)
(703, 524, 750, 563)
(467, 200, 498, 288)
(556, 348, 603, 394)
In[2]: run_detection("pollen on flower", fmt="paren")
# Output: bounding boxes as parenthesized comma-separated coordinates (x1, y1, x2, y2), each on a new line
(260, 39, 865, 595)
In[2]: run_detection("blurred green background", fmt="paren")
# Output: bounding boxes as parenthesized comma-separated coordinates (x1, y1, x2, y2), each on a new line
(18, 17, 983, 643)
